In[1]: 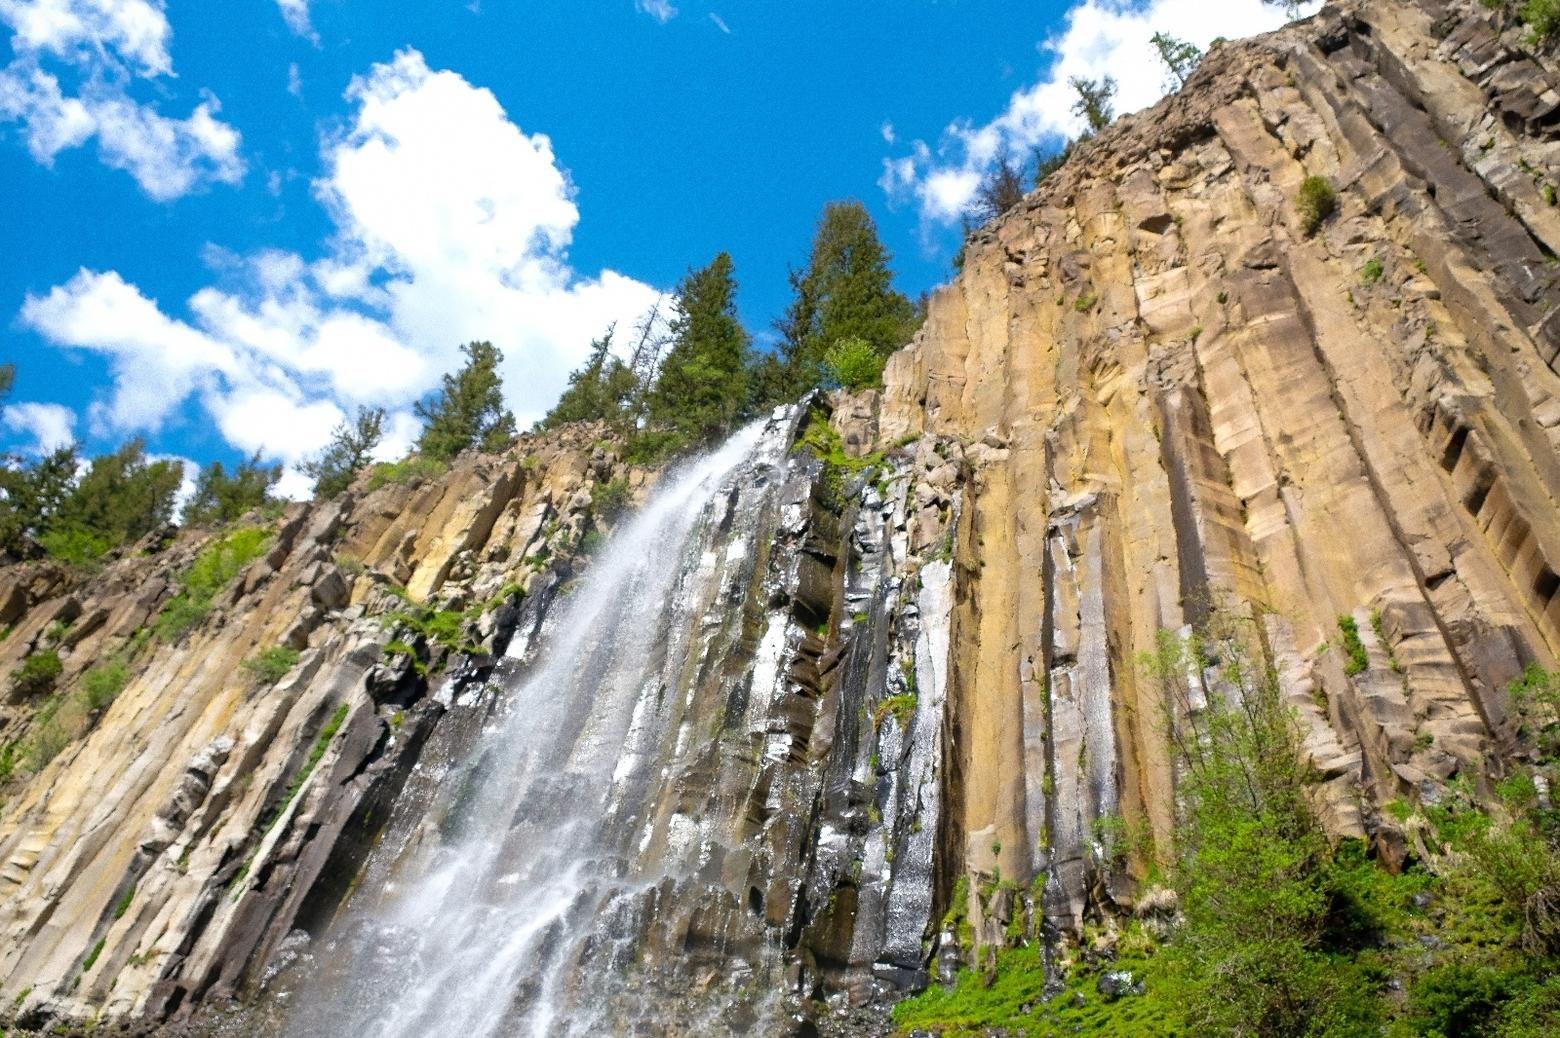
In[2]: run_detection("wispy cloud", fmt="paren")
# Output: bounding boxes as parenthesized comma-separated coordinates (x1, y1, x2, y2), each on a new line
(635, 0, 677, 24)
(709, 12, 731, 34)
(275, 0, 319, 44)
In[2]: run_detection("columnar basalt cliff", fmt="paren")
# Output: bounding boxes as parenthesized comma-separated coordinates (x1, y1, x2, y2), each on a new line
(0, 1, 1557, 1034)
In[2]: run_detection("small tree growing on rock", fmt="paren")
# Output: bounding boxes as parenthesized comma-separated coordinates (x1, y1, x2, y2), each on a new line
(415, 342, 517, 461)
(302, 406, 386, 498)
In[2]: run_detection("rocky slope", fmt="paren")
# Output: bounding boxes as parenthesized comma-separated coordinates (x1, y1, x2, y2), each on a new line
(0, 0, 1557, 1033)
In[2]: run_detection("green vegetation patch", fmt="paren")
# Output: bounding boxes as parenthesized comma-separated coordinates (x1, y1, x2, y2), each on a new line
(154, 526, 272, 642)
(11, 649, 62, 696)
(823, 336, 887, 391)
(80, 658, 130, 712)
(873, 693, 919, 730)
(368, 456, 448, 491)
(1360, 258, 1385, 286)
(1337, 614, 1369, 676)
(243, 646, 301, 686)
(1298, 175, 1338, 236)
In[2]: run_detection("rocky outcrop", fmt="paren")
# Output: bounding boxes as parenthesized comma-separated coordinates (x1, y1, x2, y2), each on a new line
(0, 1, 1558, 1033)
(881, 0, 1560, 945)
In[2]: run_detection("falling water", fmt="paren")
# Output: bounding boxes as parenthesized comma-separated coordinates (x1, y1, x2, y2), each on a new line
(282, 414, 799, 1038)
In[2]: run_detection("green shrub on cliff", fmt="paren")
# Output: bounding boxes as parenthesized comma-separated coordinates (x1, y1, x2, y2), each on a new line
(823, 336, 886, 391)
(154, 526, 272, 642)
(11, 649, 62, 696)
(1298, 175, 1338, 236)
(243, 646, 301, 686)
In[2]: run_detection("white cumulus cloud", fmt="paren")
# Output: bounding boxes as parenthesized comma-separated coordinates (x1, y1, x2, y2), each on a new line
(0, 0, 245, 199)
(2, 401, 76, 453)
(881, 0, 1319, 224)
(20, 49, 662, 494)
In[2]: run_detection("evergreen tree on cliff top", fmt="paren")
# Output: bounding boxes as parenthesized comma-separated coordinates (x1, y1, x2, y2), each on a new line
(415, 341, 518, 461)
(646, 253, 751, 445)
(539, 326, 638, 432)
(773, 201, 917, 396)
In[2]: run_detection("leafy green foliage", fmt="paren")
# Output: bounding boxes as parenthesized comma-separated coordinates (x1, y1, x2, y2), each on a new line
(11, 649, 62, 696)
(79, 659, 130, 712)
(872, 693, 918, 729)
(822, 336, 887, 390)
(378, 582, 523, 667)
(415, 341, 518, 461)
(1298, 176, 1338, 236)
(1075, 292, 1099, 312)
(1142, 622, 1384, 1038)
(646, 253, 752, 445)
(154, 527, 272, 642)
(183, 451, 282, 527)
(1510, 663, 1560, 760)
(300, 406, 386, 498)
(0, 444, 79, 558)
(367, 456, 447, 490)
(1360, 258, 1385, 286)
(243, 646, 301, 686)
(1337, 614, 1368, 676)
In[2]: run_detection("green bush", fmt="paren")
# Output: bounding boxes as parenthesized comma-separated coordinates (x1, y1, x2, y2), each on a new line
(589, 477, 632, 520)
(1299, 175, 1338, 236)
(154, 527, 272, 642)
(1521, 0, 1560, 47)
(367, 456, 447, 491)
(1360, 258, 1385, 285)
(822, 336, 886, 391)
(36, 527, 114, 565)
(1337, 614, 1369, 676)
(12, 649, 63, 696)
(79, 659, 130, 712)
(242, 646, 300, 686)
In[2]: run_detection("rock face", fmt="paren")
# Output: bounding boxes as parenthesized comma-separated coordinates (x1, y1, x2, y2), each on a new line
(0, 0, 1556, 1033)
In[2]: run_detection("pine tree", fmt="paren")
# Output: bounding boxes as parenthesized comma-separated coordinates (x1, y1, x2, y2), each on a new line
(1151, 32, 1203, 89)
(415, 341, 518, 461)
(183, 451, 282, 526)
(0, 444, 77, 559)
(773, 201, 917, 399)
(301, 406, 386, 498)
(646, 253, 751, 445)
(1070, 75, 1118, 134)
(40, 439, 183, 560)
(539, 328, 639, 431)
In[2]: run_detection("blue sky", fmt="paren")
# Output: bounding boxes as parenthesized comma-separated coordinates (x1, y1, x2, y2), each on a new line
(0, 0, 1307, 496)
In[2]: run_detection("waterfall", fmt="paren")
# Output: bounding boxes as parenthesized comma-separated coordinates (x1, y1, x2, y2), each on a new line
(282, 414, 798, 1038)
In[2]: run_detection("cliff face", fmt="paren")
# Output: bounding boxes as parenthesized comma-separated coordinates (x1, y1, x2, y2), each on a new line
(882, 0, 1560, 925)
(0, 0, 1558, 1034)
